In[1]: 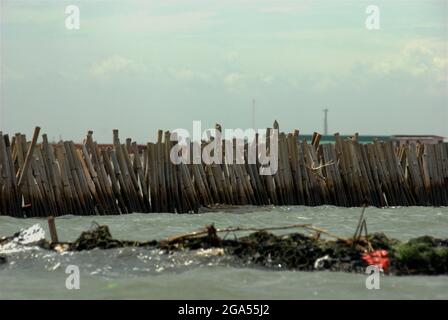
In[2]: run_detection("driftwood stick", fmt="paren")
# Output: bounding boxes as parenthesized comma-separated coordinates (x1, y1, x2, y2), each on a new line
(165, 223, 348, 243)
(353, 201, 368, 242)
(47, 216, 59, 243)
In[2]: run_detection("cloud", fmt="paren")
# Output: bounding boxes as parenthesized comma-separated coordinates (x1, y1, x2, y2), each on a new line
(260, 75, 274, 84)
(225, 51, 240, 62)
(223, 72, 245, 87)
(258, 5, 306, 14)
(169, 68, 210, 82)
(311, 76, 337, 92)
(371, 40, 447, 77)
(0, 60, 25, 82)
(90, 55, 136, 78)
(0, 1, 60, 24)
(257, 0, 311, 14)
(87, 10, 218, 35)
(367, 39, 448, 95)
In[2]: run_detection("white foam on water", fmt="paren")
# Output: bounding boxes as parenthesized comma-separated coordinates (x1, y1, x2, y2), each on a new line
(0, 224, 45, 254)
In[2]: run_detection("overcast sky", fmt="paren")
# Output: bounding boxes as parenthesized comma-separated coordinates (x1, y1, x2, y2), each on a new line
(1, 0, 447, 142)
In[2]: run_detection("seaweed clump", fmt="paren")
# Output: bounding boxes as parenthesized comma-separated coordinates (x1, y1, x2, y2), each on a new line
(158, 224, 223, 251)
(2, 223, 447, 276)
(227, 231, 321, 269)
(392, 236, 448, 275)
(225, 231, 359, 271)
(42, 225, 448, 275)
(68, 225, 157, 251)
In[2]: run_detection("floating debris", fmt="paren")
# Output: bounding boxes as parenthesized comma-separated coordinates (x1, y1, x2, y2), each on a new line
(1, 223, 446, 275)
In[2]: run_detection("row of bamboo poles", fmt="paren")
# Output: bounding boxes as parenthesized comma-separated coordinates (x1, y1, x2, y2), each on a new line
(0, 124, 447, 217)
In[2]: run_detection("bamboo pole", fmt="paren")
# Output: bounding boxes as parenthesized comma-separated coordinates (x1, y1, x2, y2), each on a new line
(17, 126, 40, 187)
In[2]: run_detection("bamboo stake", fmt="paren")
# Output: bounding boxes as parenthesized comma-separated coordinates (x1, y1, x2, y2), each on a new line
(17, 126, 41, 187)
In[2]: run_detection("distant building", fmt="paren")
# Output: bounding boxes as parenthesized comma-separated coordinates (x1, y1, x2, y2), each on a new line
(390, 135, 445, 147)
(296, 134, 446, 146)
(298, 134, 390, 144)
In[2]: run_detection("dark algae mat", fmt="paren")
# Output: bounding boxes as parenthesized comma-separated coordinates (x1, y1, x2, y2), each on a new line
(2, 223, 447, 276)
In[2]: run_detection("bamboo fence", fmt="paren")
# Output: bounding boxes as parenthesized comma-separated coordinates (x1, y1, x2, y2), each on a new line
(0, 124, 447, 217)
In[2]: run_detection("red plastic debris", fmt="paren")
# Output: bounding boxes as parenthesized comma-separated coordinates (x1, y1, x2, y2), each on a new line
(362, 249, 389, 272)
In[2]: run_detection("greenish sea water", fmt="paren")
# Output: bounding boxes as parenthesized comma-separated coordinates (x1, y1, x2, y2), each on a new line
(0, 206, 447, 299)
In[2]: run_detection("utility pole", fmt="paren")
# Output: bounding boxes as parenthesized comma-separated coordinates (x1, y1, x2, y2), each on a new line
(252, 98, 256, 129)
(323, 108, 329, 135)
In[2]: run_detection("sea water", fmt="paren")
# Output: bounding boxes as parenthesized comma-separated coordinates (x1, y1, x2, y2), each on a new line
(0, 206, 447, 299)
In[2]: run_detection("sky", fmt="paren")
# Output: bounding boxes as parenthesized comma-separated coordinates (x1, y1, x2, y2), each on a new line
(0, 0, 447, 142)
